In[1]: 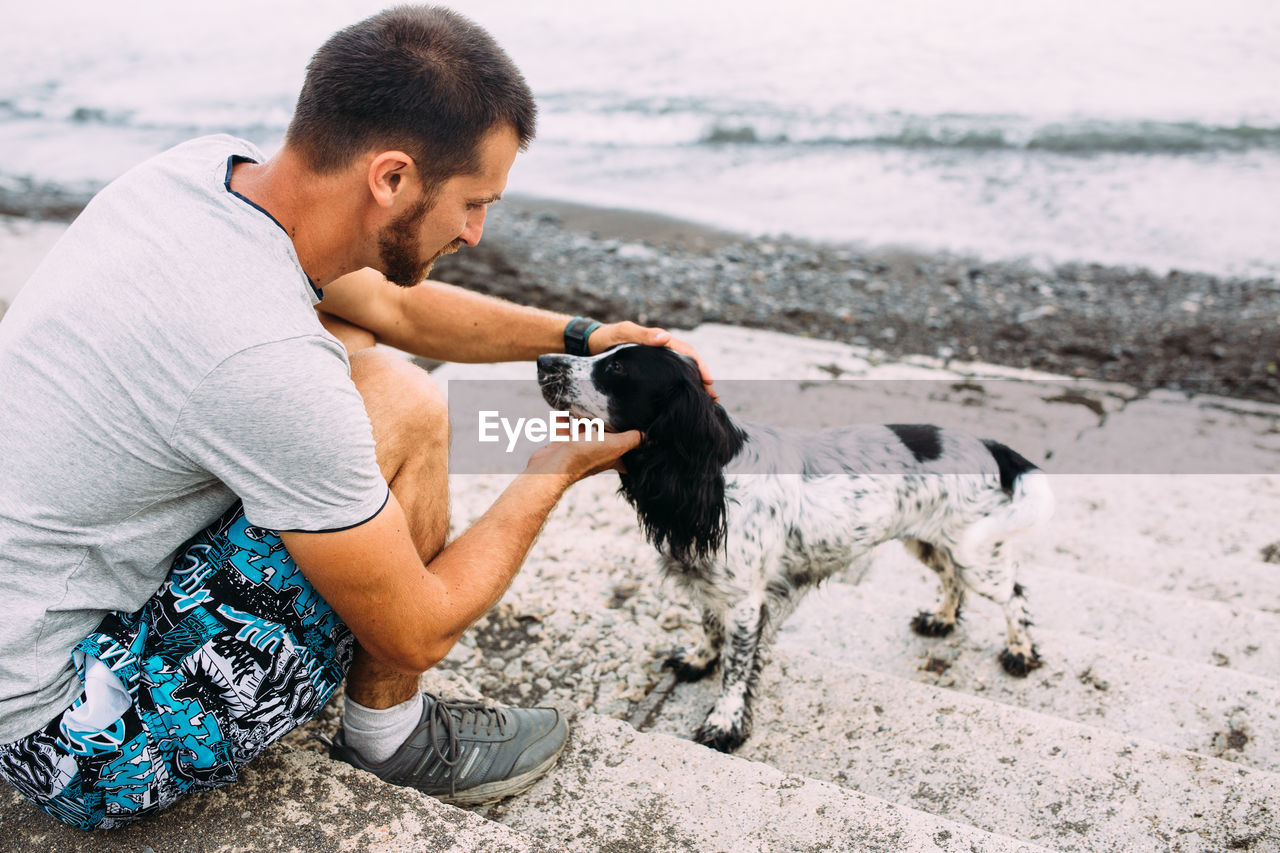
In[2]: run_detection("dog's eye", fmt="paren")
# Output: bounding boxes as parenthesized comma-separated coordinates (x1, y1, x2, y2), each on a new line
(605, 360, 626, 376)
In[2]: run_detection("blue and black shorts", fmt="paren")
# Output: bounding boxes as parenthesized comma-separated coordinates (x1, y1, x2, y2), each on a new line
(0, 503, 354, 829)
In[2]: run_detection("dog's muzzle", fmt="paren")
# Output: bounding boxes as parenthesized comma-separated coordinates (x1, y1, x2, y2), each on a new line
(536, 354, 573, 408)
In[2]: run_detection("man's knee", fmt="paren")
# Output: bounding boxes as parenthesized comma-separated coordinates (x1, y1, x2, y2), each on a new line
(349, 348, 448, 476)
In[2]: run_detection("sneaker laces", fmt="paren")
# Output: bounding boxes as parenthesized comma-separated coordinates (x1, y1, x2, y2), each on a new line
(427, 698, 509, 798)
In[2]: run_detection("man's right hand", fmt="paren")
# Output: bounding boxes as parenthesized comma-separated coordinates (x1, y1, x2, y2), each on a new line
(524, 428, 642, 481)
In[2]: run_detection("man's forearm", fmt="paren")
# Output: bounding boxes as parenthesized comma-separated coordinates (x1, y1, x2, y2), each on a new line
(323, 270, 574, 363)
(399, 280, 573, 362)
(318, 267, 715, 394)
(286, 468, 574, 676)
(417, 468, 574, 648)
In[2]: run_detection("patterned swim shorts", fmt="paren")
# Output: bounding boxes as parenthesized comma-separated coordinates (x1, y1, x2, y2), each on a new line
(0, 502, 354, 829)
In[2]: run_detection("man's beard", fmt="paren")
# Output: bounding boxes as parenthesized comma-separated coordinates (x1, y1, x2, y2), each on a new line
(378, 197, 463, 287)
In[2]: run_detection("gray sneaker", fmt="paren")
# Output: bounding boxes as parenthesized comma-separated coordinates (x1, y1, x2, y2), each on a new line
(329, 694, 568, 806)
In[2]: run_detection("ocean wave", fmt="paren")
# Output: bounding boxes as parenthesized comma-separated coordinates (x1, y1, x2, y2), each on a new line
(6, 88, 1278, 158)
(696, 118, 1280, 155)
(0, 96, 292, 140)
(533, 93, 1280, 155)
(1025, 121, 1280, 154)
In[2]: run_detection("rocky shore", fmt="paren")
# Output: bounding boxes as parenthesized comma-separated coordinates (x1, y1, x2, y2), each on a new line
(433, 196, 1280, 404)
(4, 190, 1279, 403)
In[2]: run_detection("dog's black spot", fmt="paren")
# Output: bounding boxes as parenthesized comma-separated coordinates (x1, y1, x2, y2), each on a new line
(888, 424, 943, 463)
(981, 439, 1039, 493)
(1012, 582, 1026, 598)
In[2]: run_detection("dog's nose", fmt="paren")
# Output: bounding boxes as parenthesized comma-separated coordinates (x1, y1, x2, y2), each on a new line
(536, 354, 568, 379)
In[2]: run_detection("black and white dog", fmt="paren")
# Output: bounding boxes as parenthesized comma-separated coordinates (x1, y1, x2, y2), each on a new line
(537, 344, 1053, 752)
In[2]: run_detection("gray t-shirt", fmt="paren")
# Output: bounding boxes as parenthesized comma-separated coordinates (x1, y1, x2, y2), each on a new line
(0, 135, 389, 742)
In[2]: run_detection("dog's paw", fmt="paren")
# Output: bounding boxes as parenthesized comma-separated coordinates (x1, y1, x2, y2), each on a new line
(910, 610, 956, 637)
(998, 646, 1043, 677)
(693, 721, 748, 753)
(663, 650, 718, 682)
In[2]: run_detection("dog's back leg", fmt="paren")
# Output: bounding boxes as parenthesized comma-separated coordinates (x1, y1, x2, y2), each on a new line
(693, 598, 769, 752)
(665, 606, 723, 682)
(954, 545, 1042, 676)
(905, 538, 966, 638)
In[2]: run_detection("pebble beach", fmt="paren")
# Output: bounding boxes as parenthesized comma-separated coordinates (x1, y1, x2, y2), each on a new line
(4, 192, 1279, 405)
(437, 196, 1280, 404)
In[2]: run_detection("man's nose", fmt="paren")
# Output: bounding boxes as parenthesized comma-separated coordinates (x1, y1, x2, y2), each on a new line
(459, 206, 487, 247)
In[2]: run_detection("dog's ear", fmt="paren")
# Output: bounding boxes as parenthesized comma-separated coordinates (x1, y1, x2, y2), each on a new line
(620, 377, 744, 563)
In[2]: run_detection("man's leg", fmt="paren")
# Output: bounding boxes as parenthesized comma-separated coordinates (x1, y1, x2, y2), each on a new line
(0, 503, 357, 830)
(344, 348, 450, 712)
(334, 347, 568, 805)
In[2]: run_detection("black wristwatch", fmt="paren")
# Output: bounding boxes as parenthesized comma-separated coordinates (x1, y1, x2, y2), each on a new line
(563, 316, 602, 356)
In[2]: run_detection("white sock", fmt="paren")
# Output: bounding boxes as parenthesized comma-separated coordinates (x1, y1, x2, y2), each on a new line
(342, 694, 424, 765)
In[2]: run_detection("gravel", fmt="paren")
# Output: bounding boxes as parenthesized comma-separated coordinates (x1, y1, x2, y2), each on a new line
(432, 197, 1280, 404)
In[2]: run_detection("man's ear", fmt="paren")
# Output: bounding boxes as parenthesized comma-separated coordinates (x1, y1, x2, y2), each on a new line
(367, 151, 416, 210)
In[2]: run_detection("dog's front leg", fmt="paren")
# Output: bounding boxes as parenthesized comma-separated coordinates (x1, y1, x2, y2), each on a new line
(693, 598, 767, 753)
(665, 607, 723, 682)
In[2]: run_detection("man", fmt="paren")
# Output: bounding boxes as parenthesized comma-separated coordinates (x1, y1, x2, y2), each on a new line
(0, 6, 712, 829)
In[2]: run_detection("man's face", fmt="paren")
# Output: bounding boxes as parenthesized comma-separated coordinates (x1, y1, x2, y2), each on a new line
(376, 123, 519, 287)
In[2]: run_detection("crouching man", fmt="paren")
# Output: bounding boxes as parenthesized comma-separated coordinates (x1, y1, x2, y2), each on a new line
(0, 5, 712, 828)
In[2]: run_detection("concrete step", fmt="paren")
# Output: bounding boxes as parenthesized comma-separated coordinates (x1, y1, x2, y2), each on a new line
(862, 537, 1280, 679)
(479, 713, 1051, 853)
(1041, 474, 1280, 613)
(646, 647, 1280, 853)
(775, 573, 1280, 771)
(0, 744, 541, 853)
(3, 680, 1037, 853)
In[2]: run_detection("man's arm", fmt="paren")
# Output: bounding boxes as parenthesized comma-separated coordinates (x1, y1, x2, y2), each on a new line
(318, 268, 717, 395)
(279, 428, 640, 675)
(319, 268, 566, 362)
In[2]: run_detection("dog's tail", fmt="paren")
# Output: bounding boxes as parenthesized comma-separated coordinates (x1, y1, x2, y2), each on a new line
(959, 441, 1055, 558)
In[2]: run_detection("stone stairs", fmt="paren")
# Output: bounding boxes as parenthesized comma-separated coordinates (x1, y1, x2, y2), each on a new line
(435, 325, 1280, 852)
(3, 324, 1278, 851)
(647, 647, 1277, 852)
(480, 715, 1049, 852)
(770, 548, 1280, 772)
(4, 711, 1035, 853)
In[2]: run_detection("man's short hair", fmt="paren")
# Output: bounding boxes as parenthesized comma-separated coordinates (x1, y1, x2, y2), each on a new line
(286, 5, 536, 191)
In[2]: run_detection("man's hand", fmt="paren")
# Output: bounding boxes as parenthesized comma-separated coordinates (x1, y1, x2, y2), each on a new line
(525, 426, 642, 481)
(589, 321, 718, 401)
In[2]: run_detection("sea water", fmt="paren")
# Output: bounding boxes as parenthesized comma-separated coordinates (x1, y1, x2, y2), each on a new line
(1, 0, 1277, 277)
